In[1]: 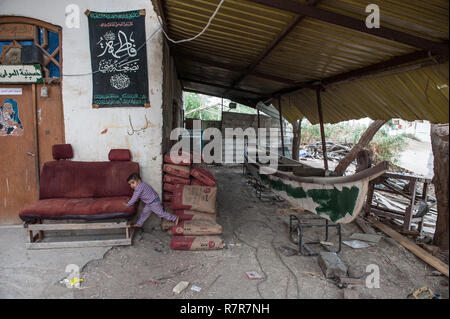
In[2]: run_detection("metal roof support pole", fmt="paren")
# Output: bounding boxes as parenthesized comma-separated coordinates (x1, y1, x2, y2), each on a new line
(316, 88, 329, 170)
(257, 108, 261, 144)
(278, 96, 286, 156)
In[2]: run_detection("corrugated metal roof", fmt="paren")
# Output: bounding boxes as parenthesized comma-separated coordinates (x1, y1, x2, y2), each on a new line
(277, 61, 449, 124)
(154, 0, 449, 124)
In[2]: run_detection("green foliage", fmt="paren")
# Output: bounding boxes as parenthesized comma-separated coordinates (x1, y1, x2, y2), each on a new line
(184, 93, 256, 120)
(184, 92, 202, 119)
(300, 120, 409, 164)
(369, 129, 408, 164)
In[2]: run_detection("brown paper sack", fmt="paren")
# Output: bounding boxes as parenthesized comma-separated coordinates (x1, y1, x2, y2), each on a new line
(171, 185, 217, 214)
(173, 210, 216, 222)
(161, 219, 177, 231)
(171, 236, 224, 250)
(171, 220, 222, 236)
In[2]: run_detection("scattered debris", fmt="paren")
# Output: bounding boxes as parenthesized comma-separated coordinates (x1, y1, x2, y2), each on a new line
(408, 286, 440, 299)
(173, 281, 190, 294)
(428, 270, 443, 277)
(303, 141, 352, 163)
(368, 216, 449, 277)
(417, 243, 440, 256)
(350, 233, 382, 243)
(59, 277, 84, 288)
(318, 252, 347, 279)
(339, 277, 366, 286)
(354, 216, 378, 235)
(320, 241, 334, 246)
(190, 284, 202, 292)
(245, 271, 263, 280)
(343, 240, 371, 249)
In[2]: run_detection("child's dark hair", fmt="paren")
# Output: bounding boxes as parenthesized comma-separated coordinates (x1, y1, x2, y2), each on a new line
(127, 173, 141, 182)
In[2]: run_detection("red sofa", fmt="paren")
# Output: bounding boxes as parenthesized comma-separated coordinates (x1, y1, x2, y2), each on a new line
(19, 145, 139, 222)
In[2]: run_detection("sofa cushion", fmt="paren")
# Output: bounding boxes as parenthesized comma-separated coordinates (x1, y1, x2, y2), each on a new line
(109, 149, 131, 161)
(52, 144, 73, 160)
(39, 161, 139, 199)
(19, 197, 136, 222)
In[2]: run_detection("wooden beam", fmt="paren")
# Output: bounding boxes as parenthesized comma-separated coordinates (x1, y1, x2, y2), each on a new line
(316, 89, 328, 170)
(225, 0, 323, 94)
(155, 0, 169, 34)
(228, 14, 306, 89)
(26, 238, 132, 250)
(27, 221, 129, 231)
(182, 88, 258, 107)
(367, 216, 449, 277)
(173, 51, 295, 84)
(247, 0, 449, 55)
(180, 77, 263, 96)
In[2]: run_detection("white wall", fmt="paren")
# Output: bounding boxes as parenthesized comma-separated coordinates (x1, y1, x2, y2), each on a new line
(0, 0, 165, 193)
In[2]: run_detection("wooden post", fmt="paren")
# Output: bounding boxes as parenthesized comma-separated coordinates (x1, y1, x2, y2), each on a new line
(292, 118, 302, 161)
(334, 120, 387, 175)
(278, 96, 285, 156)
(403, 180, 417, 230)
(431, 124, 449, 250)
(315, 89, 328, 170)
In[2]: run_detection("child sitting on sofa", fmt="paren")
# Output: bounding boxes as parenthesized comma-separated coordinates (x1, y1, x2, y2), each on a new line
(126, 173, 179, 228)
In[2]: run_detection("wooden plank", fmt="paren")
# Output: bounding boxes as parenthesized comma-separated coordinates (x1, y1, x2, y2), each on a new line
(354, 216, 377, 234)
(28, 221, 129, 231)
(384, 172, 430, 183)
(367, 216, 449, 277)
(26, 238, 131, 250)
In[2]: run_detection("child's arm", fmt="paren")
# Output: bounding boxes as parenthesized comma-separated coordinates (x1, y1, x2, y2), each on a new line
(126, 187, 142, 207)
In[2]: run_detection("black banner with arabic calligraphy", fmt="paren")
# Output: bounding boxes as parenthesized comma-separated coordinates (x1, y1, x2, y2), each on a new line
(87, 10, 149, 107)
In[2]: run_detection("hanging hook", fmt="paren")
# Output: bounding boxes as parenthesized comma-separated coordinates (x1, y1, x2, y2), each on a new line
(127, 114, 149, 135)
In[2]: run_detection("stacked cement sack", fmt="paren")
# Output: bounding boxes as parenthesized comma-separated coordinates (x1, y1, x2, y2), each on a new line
(161, 152, 223, 250)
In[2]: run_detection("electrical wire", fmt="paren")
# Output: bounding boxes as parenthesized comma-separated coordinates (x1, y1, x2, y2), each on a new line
(60, 0, 225, 77)
(233, 219, 301, 299)
(157, 0, 225, 44)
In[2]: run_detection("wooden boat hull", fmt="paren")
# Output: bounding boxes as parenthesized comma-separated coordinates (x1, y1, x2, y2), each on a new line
(245, 159, 388, 224)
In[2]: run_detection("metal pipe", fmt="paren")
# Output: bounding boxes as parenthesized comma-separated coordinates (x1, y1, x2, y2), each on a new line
(278, 96, 285, 156)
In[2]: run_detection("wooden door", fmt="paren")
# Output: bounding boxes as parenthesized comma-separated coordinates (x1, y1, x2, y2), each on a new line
(36, 82, 65, 171)
(0, 84, 39, 224)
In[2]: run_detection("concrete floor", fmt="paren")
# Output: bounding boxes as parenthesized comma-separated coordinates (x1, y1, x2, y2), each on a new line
(1, 166, 448, 299)
(0, 226, 110, 298)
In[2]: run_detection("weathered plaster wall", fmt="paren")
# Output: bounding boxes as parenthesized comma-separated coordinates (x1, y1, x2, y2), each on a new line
(161, 39, 183, 155)
(0, 0, 165, 193)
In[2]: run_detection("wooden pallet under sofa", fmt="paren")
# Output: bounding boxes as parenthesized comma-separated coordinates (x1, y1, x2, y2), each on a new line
(19, 144, 139, 249)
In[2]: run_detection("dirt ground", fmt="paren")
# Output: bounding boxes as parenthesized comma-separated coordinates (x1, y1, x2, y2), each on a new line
(74, 166, 448, 299)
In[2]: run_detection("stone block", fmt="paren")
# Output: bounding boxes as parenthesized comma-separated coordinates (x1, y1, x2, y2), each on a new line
(318, 252, 347, 279)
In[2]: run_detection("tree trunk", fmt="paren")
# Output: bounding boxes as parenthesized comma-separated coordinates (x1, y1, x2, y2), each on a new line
(334, 120, 387, 175)
(431, 124, 449, 250)
(291, 118, 303, 161)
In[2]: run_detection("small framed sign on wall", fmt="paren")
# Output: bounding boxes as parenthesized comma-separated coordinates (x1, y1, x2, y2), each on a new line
(0, 65, 43, 84)
(86, 9, 150, 108)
